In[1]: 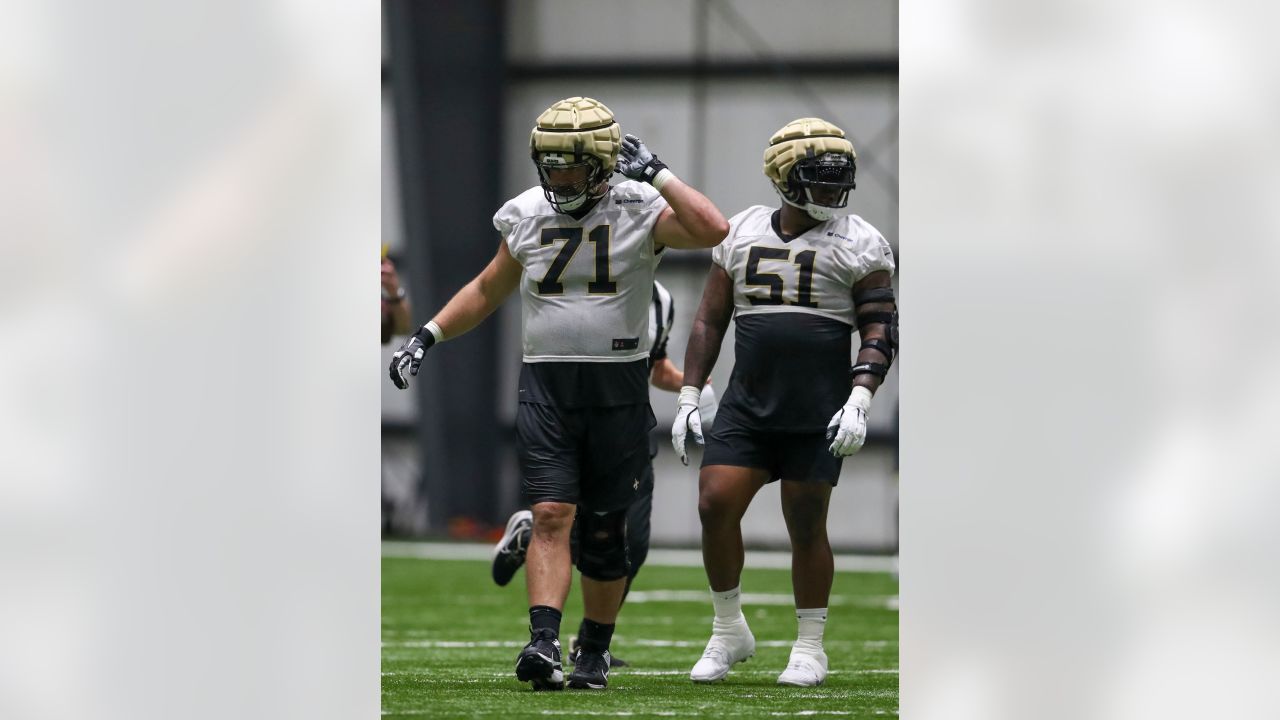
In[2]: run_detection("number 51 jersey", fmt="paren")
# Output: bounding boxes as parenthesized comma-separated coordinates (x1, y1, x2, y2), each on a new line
(712, 205, 896, 432)
(494, 180, 670, 363)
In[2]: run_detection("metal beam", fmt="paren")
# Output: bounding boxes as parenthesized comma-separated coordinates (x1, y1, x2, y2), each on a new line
(384, 58, 897, 87)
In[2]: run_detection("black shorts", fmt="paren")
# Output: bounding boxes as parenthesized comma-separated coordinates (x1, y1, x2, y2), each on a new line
(701, 416, 843, 486)
(516, 401, 656, 512)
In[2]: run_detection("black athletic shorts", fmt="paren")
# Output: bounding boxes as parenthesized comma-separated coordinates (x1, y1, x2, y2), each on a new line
(701, 411, 844, 486)
(516, 401, 657, 512)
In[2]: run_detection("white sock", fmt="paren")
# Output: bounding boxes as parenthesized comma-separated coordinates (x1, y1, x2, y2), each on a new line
(710, 586, 744, 624)
(794, 607, 827, 655)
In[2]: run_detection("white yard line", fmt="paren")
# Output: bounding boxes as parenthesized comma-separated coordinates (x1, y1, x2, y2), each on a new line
(384, 711, 868, 717)
(595, 669, 897, 676)
(384, 635, 896, 648)
(382, 638, 896, 649)
(382, 541, 897, 574)
(626, 590, 898, 610)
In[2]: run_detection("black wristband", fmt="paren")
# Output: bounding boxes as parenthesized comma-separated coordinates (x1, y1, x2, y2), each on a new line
(638, 156, 669, 184)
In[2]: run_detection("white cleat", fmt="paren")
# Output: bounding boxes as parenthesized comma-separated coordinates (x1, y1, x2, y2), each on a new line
(689, 620, 755, 683)
(776, 649, 828, 687)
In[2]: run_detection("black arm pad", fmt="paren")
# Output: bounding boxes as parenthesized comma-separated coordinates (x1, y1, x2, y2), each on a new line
(856, 310, 896, 329)
(850, 362, 889, 380)
(853, 287, 896, 305)
(860, 337, 894, 362)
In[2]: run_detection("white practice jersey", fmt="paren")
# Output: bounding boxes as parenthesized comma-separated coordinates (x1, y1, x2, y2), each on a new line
(711, 206, 896, 431)
(712, 205, 896, 325)
(495, 181, 670, 362)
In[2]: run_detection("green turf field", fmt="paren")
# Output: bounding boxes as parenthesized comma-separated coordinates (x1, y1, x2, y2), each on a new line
(382, 550, 898, 718)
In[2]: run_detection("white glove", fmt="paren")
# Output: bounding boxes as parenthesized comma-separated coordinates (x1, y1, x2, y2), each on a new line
(826, 386, 873, 457)
(698, 383, 718, 430)
(672, 385, 704, 466)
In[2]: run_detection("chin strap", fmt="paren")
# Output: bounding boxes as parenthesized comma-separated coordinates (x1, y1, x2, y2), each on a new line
(777, 188, 837, 221)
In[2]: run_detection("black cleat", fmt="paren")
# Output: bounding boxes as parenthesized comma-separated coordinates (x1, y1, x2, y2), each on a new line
(492, 510, 533, 587)
(515, 629, 564, 691)
(567, 648, 611, 690)
(569, 636, 629, 668)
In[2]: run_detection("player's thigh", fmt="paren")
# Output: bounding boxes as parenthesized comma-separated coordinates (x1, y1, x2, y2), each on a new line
(579, 403, 655, 512)
(777, 433, 840, 538)
(697, 466, 770, 521)
(516, 401, 583, 506)
(780, 478, 833, 535)
(699, 421, 775, 516)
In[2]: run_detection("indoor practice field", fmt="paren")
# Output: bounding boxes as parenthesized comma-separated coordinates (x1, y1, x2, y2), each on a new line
(382, 545, 899, 718)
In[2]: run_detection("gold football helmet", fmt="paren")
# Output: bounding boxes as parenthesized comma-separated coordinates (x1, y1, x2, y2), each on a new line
(763, 117, 857, 222)
(530, 97, 621, 213)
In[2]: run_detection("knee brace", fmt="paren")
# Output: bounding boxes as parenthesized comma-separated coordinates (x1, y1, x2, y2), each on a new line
(574, 508, 630, 581)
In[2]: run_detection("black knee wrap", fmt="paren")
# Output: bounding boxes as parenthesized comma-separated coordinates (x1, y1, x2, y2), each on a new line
(625, 501, 652, 580)
(574, 508, 630, 581)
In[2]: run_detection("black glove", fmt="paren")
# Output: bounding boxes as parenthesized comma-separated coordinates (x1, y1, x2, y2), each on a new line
(614, 133, 669, 184)
(389, 325, 437, 389)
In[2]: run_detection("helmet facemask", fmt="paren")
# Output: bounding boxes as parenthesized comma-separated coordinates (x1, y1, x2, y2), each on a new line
(780, 151, 857, 222)
(535, 151, 609, 213)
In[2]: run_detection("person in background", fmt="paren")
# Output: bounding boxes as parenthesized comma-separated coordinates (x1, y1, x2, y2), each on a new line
(382, 244, 412, 344)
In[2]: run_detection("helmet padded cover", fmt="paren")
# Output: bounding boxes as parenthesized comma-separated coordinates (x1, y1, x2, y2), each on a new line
(763, 117, 857, 193)
(530, 96, 621, 173)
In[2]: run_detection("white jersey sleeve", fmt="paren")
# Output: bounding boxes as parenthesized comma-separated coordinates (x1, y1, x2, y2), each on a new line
(711, 207, 756, 270)
(835, 214, 896, 280)
(499, 181, 671, 362)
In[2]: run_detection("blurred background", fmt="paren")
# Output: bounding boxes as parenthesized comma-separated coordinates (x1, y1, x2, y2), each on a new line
(380, 0, 899, 552)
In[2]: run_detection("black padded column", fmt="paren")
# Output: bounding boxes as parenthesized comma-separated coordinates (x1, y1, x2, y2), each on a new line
(386, 0, 507, 529)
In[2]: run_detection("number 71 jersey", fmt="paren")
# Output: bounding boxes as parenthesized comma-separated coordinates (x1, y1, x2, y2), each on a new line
(713, 205, 896, 325)
(495, 181, 670, 362)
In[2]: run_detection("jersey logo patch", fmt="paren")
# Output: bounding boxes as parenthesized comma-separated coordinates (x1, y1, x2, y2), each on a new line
(826, 231, 853, 242)
(612, 338, 639, 351)
(614, 198, 643, 205)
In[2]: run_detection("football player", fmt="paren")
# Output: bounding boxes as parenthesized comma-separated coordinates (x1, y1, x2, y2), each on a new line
(389, 97, 729, 691)
(381, 245, 412, 344)
(672, 118, 897, 687)
(490, 280, 719, 669)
